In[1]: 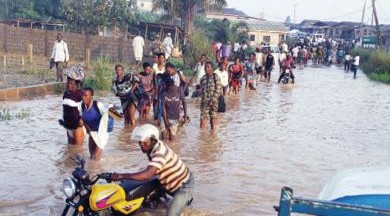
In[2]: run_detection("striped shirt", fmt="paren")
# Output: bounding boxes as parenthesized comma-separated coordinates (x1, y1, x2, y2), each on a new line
(148, 141, 190, 193)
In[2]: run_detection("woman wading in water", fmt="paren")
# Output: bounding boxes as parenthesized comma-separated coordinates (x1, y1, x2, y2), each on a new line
(81, 87, 112, 160)
(112, 64, 140, 126)
(60, 78, 84, 145)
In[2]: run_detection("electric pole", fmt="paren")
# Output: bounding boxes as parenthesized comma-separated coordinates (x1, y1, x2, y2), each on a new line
(359, 0, 367, 39)
(372, 0, 383, 49)
(294, 4, 297, 24)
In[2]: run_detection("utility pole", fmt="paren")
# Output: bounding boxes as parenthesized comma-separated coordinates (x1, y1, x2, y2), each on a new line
(293, 4, 297, 24)
(372, 0, 383, 48)
(359, 0, 367, 39)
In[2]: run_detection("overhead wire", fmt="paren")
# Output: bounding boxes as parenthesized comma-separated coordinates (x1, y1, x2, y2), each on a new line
(376, 0, 390, 23)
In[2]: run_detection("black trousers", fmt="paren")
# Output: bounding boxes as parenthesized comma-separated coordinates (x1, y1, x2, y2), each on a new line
(278, 70, 295, 83)
(344, 61, 350, 72)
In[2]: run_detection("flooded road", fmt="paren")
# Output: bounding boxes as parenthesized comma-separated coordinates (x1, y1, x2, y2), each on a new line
(1, 65, 390, 215)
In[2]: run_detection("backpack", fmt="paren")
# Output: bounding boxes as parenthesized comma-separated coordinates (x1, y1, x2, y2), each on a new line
(82, 101, 114, 132)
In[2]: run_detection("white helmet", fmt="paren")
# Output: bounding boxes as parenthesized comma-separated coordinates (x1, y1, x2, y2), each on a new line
(130, 124, 160, 142)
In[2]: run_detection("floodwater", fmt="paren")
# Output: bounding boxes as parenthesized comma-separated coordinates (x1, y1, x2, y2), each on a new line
(1, 64, 390, 216)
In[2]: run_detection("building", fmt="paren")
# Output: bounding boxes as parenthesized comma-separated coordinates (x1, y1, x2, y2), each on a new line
(331, 22, 361, 40)
(246, 20, 289, 46)
(295, 20, 363, 41)
(205, 7, 264, 21)
(204, 7, 287, 46)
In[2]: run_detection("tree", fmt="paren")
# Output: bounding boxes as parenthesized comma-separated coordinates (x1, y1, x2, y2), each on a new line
(152, 0, 227, 36)
(194, 16, 249, 44)
(0, 0, 62, 21)
(61, 0, 136, 34)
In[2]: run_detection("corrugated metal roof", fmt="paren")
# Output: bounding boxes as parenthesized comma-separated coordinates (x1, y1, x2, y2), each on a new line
(246, 20, 289, 32)
(223, 8, 248, 17)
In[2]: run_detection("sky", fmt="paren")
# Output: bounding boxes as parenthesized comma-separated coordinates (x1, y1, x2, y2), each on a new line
(226, 0, 390, 24)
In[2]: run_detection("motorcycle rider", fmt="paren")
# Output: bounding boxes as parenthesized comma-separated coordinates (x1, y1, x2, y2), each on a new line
(278, 54, 295, 84)
(111, 124, 194, 216)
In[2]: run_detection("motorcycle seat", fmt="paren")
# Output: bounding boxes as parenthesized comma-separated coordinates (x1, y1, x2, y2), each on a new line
(119, 177, 162, 200)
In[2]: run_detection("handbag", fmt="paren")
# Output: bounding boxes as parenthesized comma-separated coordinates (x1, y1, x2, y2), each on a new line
(213, 73, 226, 113)
(107, 116, 114, 132)
(217, 94, 226, 113)
(49, 59, 55, 69)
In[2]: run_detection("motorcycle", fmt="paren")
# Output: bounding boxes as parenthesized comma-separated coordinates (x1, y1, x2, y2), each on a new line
(281, 67, 294, 84)
(61, 156, 166, 216)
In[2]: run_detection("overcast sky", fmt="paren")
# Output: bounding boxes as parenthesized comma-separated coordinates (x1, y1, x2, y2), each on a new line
(226, 0, 390, 24)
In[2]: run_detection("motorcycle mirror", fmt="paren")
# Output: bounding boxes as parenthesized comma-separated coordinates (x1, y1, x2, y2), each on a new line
(70, 155, 86, 167)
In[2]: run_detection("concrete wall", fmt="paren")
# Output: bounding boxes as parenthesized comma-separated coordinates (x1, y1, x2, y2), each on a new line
(0, 24, 151, 63)
(0, 83, 64, 100)
(248, 31, 286, 46)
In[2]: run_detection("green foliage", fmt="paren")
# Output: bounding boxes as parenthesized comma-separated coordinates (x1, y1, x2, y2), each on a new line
(0, 0, 60, 21)
(0, 107, 30, 121)
(61, 0, 136, 33)
(152, 0, 227, 34)
(351, 48, 390, 84)
(193, 16, 249, 44)
(367, 73, 390, 84)
(168, 57, 194, 76)
(183, 27, 214, 66)
(83, 56, 114, 91)
(135, 11, 160, 23)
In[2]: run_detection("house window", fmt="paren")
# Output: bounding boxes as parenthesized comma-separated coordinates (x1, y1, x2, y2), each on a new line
(263, 36, 270, 43)
(250, 34, 255, 41)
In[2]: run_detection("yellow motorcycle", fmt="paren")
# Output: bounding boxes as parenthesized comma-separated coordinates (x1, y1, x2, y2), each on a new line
(61, 156, 165, 216)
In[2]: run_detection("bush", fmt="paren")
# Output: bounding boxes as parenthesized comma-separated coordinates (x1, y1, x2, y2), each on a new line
(367, 72, 390, 84)
(351, 48, 390, 83)
(83, 56, 114, 91)
(183, 28, 214, 67)
(168, 57, 191, 71)
(168, 57, 194, 77)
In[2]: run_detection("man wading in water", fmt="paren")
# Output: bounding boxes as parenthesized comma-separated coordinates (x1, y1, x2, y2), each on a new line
(200, 61, 222, 130)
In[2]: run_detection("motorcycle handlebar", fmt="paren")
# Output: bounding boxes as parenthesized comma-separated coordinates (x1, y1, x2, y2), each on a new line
(98, 173, 113, 183)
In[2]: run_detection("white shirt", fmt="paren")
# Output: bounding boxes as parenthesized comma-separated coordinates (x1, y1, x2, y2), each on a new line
(255, 52, 263, 65)
(345, 54, 352, 61)
(281, 43, 288, 52)
(132, 36, 145, 60)
(280, 53, 287, 63)
(132, 36, 145, 48)
(233, 43, 240, 52)
(216, 42, 222, 50)
(214, 69, 229, 87)
(292, 47, 299, 57)
(163, 37, 173, 50)
(353, 56, 360, 66)
(153, 63, 165, 75)
(51, 40, 69, 62)
(194, 62, 206, 85)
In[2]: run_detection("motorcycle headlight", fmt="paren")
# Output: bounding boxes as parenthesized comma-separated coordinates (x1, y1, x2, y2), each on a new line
(63, 178, 76, 199)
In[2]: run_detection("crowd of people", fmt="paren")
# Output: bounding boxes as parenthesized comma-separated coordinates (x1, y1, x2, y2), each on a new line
(57, 33, 364, 215)
(283, 38, 361, 78)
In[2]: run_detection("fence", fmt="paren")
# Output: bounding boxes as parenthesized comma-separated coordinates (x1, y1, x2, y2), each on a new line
(0, 23, 152, 89)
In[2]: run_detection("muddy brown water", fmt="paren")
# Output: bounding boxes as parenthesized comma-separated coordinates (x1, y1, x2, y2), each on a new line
(1, 65, 390, 216)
